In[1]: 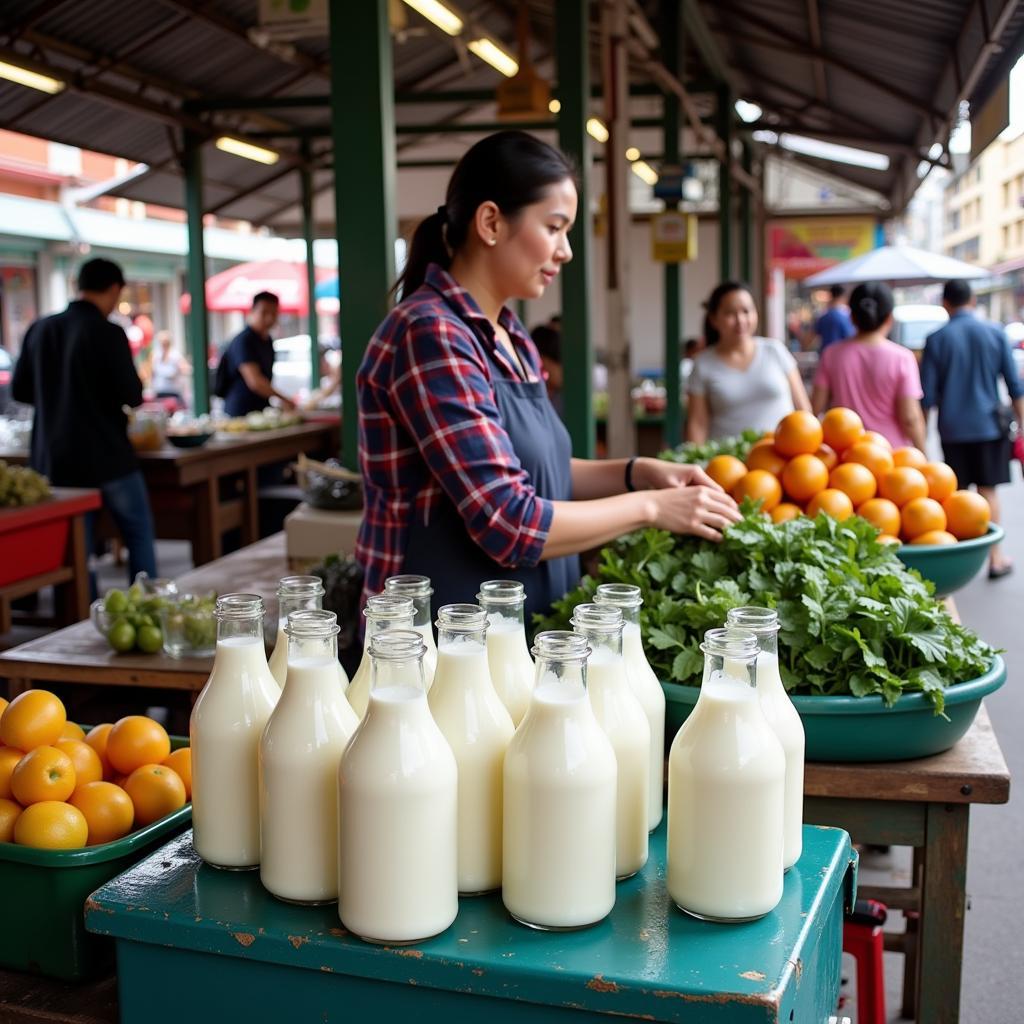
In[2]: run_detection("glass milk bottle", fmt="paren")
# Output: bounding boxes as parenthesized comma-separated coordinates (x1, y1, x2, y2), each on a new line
(428, 604, 514, 895)
(384, 575, 438, 687)
(346, 595, 415, 718)
(726, 606, 805, 871)
(571, 603, 650, 879)
(338, 629, 458, 944)
(268, 576, 349, 692)
(503, 631, 617, 930)
(190, 594, 281, 869)
(594, 584, 666, 832)
(476, 580, 535, 726)
(667, 628, 786, 922)
(260, 610, 358, 904)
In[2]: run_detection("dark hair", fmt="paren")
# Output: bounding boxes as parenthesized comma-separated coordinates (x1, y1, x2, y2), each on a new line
(943, 279, 973, 307)
(702, 281, 754, 345)
(77, 258, 125, 293)
(397, 130, 577, 298)
(531, 323, 561, 364)
(829, 284, 846, 300)
(848, 282, 894, 332)
(252, 291, 279, 308)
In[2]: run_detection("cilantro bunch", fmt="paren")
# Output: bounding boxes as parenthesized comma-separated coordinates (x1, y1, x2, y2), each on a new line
(658, 429, 761, 466)
(536, 511, 995, 714)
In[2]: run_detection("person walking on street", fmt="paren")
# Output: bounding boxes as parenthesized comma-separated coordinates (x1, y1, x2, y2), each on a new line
(921, 279, 1024, 578)
(812, 285, 855, 353)
(11, 257, 158, 591)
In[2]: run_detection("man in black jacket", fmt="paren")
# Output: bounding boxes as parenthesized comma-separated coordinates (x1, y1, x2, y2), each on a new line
(13, 258, 157, 589)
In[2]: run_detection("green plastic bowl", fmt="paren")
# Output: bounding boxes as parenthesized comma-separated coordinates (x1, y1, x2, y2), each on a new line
(662, 656, 1005, 763)
(897, 523, 1004, 597)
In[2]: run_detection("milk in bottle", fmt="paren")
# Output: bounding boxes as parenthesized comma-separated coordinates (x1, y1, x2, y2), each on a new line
(571, 603, 649, 879)
(191, 594, 281, 869)
(667, 627, 785, 921)
(384, 575, 438, 687)
(346, 595, 415, 717)
(503, 631, 617, 929)
(594, 584, 666, 831)
(260, 610, 358, 903)
(476, 580, 534, 726)
(726, 606, 805, 871)
(428, 604, 514, 894)
(338, 629, 458, 944)
(268, 576, 349, 692)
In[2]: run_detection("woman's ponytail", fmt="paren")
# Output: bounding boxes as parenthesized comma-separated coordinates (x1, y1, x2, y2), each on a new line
(395, 209, 449, 299)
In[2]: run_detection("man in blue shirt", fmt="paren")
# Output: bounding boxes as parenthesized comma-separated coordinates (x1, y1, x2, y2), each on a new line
(219, 292, 295, 416)
(813, 285, 855, 352)
(921, 280, 1024, 578)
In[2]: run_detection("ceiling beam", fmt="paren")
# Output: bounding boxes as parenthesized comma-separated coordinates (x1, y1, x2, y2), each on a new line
(681, 0, 736, 93)
(805, 0, 827, 102)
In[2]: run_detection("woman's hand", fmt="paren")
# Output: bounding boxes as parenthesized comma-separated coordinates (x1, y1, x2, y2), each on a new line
(631, 457, 724, 493)
(640, 484, 742, 542)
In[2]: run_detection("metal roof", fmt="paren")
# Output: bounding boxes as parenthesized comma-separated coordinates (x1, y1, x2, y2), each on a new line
(0, 0, 1020, 228)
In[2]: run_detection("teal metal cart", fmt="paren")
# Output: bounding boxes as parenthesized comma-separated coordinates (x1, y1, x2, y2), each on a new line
(86, 824, 855, 1023)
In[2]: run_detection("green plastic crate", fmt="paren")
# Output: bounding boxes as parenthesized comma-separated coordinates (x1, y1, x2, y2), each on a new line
(0, 733, 191, 981)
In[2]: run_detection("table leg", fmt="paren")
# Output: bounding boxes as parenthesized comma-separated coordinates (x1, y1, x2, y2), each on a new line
(242, 467, 259, 546)
(4, 677, 32, 699)
(901, 847, 923, 1020)
(196, 480, 221, 566)
(68, 514, 90, 624)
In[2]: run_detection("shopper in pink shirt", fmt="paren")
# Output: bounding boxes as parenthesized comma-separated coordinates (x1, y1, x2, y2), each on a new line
(811, 282, 927, 450)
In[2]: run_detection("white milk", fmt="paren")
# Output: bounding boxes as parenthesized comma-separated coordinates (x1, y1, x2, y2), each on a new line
(338, 685, 458, 943)
(428, 639, 514, 894)
(586, 648, 650, 878)
(191, 637, 281, 869)
(259, 656, 358, 903)
(269, 623, 350, 692)
(415, 623, 438, 689)
(503, 675, 617, 929)
(622, 623, 666, 831)
(484, 614, 534, 726)
(667, 669, 786, 920)
(755, 651, 805, 870)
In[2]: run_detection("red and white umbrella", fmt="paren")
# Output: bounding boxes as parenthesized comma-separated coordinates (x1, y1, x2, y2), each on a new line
(180, 259, 331, 315)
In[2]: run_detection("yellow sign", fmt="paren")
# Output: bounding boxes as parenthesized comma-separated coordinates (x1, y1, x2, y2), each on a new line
(651, 211, 696, 263)
(768, 217, 877, 279)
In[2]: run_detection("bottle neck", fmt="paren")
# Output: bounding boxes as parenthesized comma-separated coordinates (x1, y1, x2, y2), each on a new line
(613, 604, 640, 627)
(480, 600, 525, 630)
(370, 654, 427, 695)
(279, 592, 322, 624)
(704, 651, 758, 690)
(574, 627, 622, 659)
(287, 631, 338, 665)
(533, 654, 588, 699)
(217, 615, 264, 644)
(754, 632, 779, 660)
(438, 626, 487, 649)
(366, 613, 413, 639)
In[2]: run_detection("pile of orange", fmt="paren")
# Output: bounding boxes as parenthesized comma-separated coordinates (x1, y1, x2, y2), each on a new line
(0, 690, 190, 850)
(707, 407, 992, 545)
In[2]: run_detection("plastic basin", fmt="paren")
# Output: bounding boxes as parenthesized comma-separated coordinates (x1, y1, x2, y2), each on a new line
(897, 523, 1004, 597)
(662, 656, 1005, 763)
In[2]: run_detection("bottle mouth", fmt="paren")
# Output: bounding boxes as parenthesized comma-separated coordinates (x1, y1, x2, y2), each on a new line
(725, 605, 780, 636)
(284, 608, 340, 639)
(363, 594, 415, 623)
(594, 583, 643, 610)
(384, 574, 434, 599)
(276, 575, 325, 599)
(435, 603, 488, 632)
(532, 629, 590, 662)
(569, 602, 623, 635)
(701, 626, 760, 659)
(369, 628, 426, 661)
(215, 593, 264, 620)
(476, 579, 526, 606)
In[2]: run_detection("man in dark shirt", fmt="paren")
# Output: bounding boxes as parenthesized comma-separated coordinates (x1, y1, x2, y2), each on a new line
(812, 285, 855, 353)
(221, 291, 295, 416)
(12, 258, 157, 589)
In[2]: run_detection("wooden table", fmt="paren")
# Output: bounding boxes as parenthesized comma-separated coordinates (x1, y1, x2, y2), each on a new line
(0, 533, 287, 701)
(804, 706, 1010, 1023)
(1, 421, 337, 566)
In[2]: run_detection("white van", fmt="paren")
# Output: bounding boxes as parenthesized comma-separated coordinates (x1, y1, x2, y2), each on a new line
(890, 304, 948, 352)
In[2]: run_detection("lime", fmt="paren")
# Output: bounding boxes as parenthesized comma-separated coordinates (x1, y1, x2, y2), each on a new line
(127, 583, 146, 605)
(104, 589, 128, 615)
(108, 620, 136, 653)
(137, 624, 163, 654)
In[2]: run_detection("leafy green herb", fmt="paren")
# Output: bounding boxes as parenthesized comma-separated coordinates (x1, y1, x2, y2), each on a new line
(658, 429, 762, 466)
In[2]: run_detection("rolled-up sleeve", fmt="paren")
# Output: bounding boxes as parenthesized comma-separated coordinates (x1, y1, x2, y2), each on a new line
(998, 331, 1024, 400)
(390, 314, 553, 568)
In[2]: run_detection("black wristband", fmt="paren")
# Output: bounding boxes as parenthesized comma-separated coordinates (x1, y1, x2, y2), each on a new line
(625, 457, 638, 492)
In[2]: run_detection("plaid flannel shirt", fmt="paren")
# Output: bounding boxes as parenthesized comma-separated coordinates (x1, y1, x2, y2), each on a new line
(355, 264, 554, 602)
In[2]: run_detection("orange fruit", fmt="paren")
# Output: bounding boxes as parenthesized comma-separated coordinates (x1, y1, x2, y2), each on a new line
(0, 696, 8, 724)
(782, 454, 829, 502)
(877, 534, 901, 545)
(123, 764, 187, 827)
(13, 801, 88, 850)
(731, 469, 783, 512)
(760, 431, 775, 442)
(912, 530, 958, 546)
(10, 746, 77, 805)
(806, 488, 854, 520)
(0, 690, 66, 752)
(0, 797, 21, 842)
(893, 446, 928, 469)
(85, 723, 114, 779)
(815, 444, 838, 471)
(774, 411, 824, 457)
(862, 430, 893, 450)
(901, 497, 948, 540)
(162, 748, 192, 801)
(829, 462, 878, 507)
(879, 467, 929, 508)
(842, 442, 895, 482)
(55, 738, 104, 789)
(821, 407, 864, 453)
(770, 502, 803, 524)
(746, 443, 787, 476)
(943, 490, 991, 540)
(69, 781, 135, 845)
(0, 747, 24, 800)
(920, 462, 958, 503)
(706, 454, 748, 493)
(61, 722, 86, 741)
(857, 497, 902, 537)
(106, 717, 171, 776)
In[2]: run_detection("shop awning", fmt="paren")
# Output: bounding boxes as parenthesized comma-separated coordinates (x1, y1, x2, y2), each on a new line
(180, 259, 331, 315)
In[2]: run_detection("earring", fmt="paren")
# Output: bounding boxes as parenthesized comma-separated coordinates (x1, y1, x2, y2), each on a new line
(487, 238, 497, 246)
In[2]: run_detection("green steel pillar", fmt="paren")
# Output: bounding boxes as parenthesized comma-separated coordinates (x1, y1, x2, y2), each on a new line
(329, 0, 396, 467)
(183, 131, 209, 415)
(555, 0, 595, 459)
(717, 83, 733, 283)
(301, 142, 321, 390)
(739, 140, 753, 284)
(662, 1, 683, 449)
